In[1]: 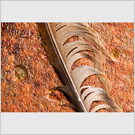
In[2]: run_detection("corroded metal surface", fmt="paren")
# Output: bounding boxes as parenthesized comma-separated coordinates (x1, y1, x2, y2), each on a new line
(1, 23, 75, 112)
(58, 23, 134, 112)
(1, 22, 134, 112)
(88, 23, 134, 112)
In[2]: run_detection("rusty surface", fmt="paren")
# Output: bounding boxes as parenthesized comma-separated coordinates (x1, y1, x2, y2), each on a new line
(1, 23, 75, 112)
(88, 23, 134, 112)
(66, 23, 134, 112)
(1, 22, 134, 112)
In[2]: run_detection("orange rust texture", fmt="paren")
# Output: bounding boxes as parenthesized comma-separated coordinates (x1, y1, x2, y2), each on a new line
(88, 23, 134, 112)
(67, 23, 134, 112)
(1, 23, 75, 112)
(1, 23, 134, 112)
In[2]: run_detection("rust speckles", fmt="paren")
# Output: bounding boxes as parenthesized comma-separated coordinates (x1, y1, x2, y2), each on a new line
(13, 44, 20, 56)
(15, 65, 28, 80)
(113, 48, 119, 59)
(34, 81, 40, 88)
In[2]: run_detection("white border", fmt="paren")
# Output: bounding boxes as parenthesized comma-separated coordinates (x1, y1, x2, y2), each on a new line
(1, 113, 134, 134)
(1, 1, 134, 22)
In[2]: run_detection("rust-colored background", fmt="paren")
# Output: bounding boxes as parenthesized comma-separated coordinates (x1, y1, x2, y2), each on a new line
(1, 23, 134, 112)
(88, 23, 134, 112)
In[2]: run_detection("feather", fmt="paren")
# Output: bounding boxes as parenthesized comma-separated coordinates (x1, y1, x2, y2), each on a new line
(91, 104, 114, 112)
(47, 22, 121, 112)
(71, 65, 111, 92)
(51, 23, 117, 62)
